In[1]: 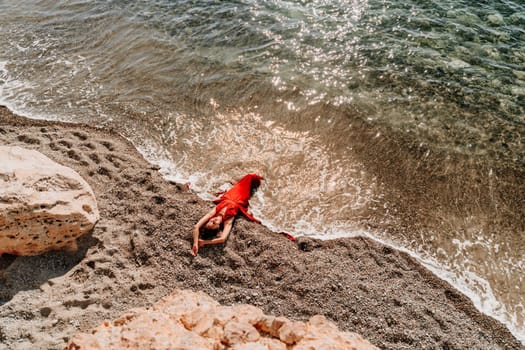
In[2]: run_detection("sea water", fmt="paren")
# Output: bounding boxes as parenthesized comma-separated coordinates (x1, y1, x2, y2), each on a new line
(0, 0, 524, 343)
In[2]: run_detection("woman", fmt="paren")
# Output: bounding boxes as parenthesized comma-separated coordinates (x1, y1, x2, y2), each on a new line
(191, 173, 263, 256)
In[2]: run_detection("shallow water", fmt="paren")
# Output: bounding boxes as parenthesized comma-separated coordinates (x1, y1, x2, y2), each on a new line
(0, 0, 524, 342)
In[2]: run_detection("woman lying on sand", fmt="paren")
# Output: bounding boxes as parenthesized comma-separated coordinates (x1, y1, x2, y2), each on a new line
(191, 173, 263, 256)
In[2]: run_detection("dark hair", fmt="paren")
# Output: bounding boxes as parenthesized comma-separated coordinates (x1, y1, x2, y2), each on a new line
(199, 226, 220, 240)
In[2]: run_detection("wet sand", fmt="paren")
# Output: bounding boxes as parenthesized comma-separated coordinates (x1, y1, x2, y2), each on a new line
(0, 106, 522, 349)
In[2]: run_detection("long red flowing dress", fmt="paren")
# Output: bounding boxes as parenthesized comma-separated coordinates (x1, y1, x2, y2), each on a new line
(212, 173, 262, 223)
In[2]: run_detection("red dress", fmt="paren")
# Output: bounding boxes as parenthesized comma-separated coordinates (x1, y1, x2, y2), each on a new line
(213, 173, 262, 223)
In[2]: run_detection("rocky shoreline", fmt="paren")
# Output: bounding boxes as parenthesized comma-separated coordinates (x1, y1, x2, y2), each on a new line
(0, 107, 522, 349)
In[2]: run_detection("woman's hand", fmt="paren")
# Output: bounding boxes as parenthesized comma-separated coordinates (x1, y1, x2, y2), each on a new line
(191, 208, 218, 256)
(190, 240, 207, 256)
(190, 243, 199, 256)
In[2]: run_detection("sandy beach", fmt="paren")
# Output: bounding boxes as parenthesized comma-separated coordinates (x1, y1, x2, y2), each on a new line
(0, 106, 522, 349)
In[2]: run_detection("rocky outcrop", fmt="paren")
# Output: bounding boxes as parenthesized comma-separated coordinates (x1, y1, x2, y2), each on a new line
(0, 146, 99, 255)
(67, 289, 378, 350)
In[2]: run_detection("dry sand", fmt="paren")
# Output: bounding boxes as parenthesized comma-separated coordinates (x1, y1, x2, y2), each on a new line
(0, 106, 522, 350)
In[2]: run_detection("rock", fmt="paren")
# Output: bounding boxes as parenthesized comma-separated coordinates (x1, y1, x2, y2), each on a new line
(232, 304, 264, 325)
(70, 313, 216, 350)
(67, 289, 378, 350)
(455, 12, 481, 25)
(487, 13, 504, 26)
(233, 342, 268, 350)
(259, 338, 287, 350)
(512, 70, 525, 81)
(223, 320, 260, 346)
(255, 315, 288, 337)
(278, 321, 307, 345)
(0, 146, 99, 256)
(509, 12, 525, 25)
(295, 315, 375, 350)
(447, 59, 470, 70)
(511, 86, 525, 96)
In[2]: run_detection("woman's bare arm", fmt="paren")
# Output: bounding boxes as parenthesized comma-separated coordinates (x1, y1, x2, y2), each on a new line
(190, 208, 216, 256)
(199, 217, 234, 247)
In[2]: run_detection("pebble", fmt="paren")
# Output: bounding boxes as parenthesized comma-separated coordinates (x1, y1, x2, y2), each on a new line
(447, 59, 470, 70)
(487, 13, 504, 26)
(511, 86, 525, 96)
(509, 12, 525, 24)
(512, 70, 525, 81)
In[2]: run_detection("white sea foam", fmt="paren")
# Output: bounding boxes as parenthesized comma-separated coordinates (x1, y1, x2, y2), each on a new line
(0, 60, 60, 122)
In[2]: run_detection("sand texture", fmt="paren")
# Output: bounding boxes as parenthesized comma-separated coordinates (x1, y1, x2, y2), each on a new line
(0, 107, 522, 350)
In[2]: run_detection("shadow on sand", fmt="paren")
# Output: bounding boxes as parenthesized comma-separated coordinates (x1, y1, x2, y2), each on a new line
(0, 233, 98, 305)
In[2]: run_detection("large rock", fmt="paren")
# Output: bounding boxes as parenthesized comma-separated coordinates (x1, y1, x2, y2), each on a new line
(67, 289, 378, 350)
(0, 146, 99, 255)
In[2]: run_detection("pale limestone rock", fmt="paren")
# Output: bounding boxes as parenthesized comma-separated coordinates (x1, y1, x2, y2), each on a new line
(255, 315, 288, 338)
(233, 342, 269, 350)
(67, 289, 378, 350)
(68, 311, 218, 350)
(278, 321, 307, 345)
(260, 337, 287, 350)
(223, 320, 260, 346)
(232, 304, 264, 325)
(0, 146, 99, 256)
(294, 315, 376, 350)
(487, 13, 504, 25)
